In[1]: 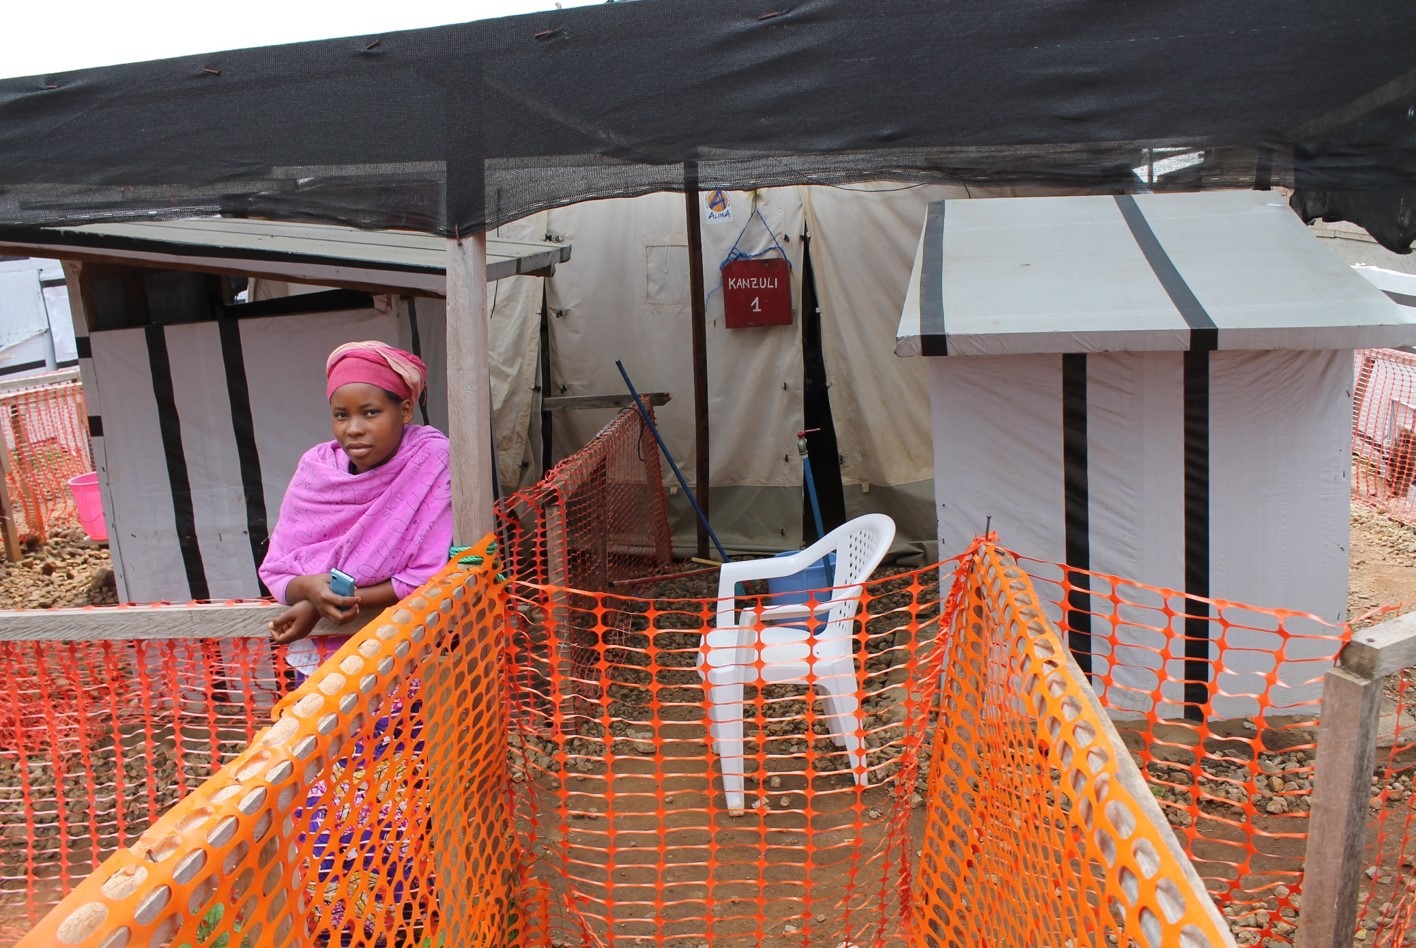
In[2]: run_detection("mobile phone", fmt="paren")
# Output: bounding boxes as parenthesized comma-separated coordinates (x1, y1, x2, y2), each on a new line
(329, 569, 357, 597)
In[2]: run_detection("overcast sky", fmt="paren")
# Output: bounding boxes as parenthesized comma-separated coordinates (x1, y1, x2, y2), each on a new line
(1, 0, 603, 79)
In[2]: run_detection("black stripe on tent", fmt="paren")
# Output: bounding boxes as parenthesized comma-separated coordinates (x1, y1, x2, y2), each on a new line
(918, 202, 949, 356)
(1114, 194, 1216, 722)
(1182, 350, 1211, 720)
(218, 317, 270, 596)
(74, 336, 92, 359)
(56, 358, 79, 369)
(1386, 289, 1416, 308)
(87, 415, 103, 438)
(1061, 353, 1092, 678)
(0, 360, 51, 378)
(1113, 195, 1219, 351)
(146, 325, 209, 600)
(406, 297, 429, 425)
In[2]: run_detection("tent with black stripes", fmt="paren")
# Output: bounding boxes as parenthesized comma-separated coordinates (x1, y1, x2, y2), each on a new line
(897, 189, 1416, 719)
(0, 220, 570, 603)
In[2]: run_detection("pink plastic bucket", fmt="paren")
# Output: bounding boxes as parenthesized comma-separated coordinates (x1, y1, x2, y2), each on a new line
(66, 472, 108, 542)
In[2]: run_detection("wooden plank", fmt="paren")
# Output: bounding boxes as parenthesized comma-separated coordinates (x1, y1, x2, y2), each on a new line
(1340, 610, 1416, 680)
(0, 601, 371, 641)
(541, 393, 671, 412)
(447, 235, 495, 542)
(0, 237, 566, 295)
(0, 367, 80, 396)
(1298, 666, 1385, 948)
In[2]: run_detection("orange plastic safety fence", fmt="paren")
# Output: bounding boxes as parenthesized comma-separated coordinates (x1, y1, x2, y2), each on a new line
(496, 407, 672, 590)
(914, 543, 1235, 947)
(1016, 552, 1347, 945)
(0, 633, 289, 942)
(504, 553, 956, 946)
(1356, 667, 1416, 946)
(1355, 347, 1416, 527)
(0, 375, 93, 544)
(15, 542, 515, 948)
(497, 407, 674, 725)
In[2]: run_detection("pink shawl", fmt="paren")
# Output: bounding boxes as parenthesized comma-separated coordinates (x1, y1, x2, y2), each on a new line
(260, 424, 453, 603)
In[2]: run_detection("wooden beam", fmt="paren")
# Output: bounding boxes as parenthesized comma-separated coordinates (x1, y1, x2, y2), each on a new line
(1339, 610, 1416, 680)
(0, 367, 80, 396)
(541, 393, 671, 412)
(446, 234, 494, 542)
(1297, 666, 1385, 948)
(0, 601, 372, 641)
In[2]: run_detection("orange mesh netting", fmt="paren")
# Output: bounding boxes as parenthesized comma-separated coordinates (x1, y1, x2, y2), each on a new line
(1355, 347, 1416, 526)
(18, 537, 1250, 948)
(496, 407, 672, 590)
(0, 616, 292, 941)
(914, 543, 1233, 946)
(497, 406, 673, 724)
(1356, 667, 1416, 945)
(0, 374, 93, 544)
(503, 546, 958, 945)
(1016, 552, 1347, 946)
(16, 540, 513, 947)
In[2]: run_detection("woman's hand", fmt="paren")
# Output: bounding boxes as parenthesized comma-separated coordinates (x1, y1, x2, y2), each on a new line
(286, 573, 361, 625)
(269, 600, 319, 645)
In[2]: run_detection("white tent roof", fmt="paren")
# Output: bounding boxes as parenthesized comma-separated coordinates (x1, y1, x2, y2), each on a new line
(896, 190, 1416, 358)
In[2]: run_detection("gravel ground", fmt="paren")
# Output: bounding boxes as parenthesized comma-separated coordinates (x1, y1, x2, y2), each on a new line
(1351, 501, 1416, 626)
(0, 528, 114, 610)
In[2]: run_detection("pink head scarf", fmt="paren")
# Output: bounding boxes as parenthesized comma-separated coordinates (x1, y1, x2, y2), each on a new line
(326, 341, 427, 404)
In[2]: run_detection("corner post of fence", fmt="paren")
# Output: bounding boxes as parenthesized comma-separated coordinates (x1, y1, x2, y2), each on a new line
(1299, 611, 1416, 948)
(1298, 665, 1383, 948)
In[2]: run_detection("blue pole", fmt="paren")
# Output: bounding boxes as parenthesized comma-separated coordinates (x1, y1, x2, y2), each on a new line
(615, 360, 729, 563)
(802, 454, 826, 540)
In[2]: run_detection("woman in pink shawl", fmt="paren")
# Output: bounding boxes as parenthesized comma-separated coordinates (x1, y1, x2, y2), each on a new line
(261, 341, 451, 939)
(263, 341, 452, 676)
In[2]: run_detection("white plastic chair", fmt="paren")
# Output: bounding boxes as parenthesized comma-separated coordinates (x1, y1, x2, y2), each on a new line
(700, 513, 896, 813)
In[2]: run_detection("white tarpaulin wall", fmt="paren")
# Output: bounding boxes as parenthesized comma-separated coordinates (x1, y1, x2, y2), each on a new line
(74, 214, 546, 603)
(540, 189, 809, 552)
(0, 258, 77, 378)
(927, 350, 1352, 718)
(802, 184, 966, 557)
(540, 184, 1049, 557)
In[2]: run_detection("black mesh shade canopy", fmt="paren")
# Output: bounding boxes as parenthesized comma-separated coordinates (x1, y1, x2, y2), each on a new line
(0, 0, 1413, 249)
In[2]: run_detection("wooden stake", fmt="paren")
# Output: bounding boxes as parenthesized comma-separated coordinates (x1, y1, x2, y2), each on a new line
(446, 234, 494, 543)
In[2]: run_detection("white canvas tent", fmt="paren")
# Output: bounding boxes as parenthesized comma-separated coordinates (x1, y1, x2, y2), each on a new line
(897, 190, 1416, 718)
(0, 219, 568, 602)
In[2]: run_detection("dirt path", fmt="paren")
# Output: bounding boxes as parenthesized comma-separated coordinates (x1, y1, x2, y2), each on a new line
(1351, 502, 1416, 624)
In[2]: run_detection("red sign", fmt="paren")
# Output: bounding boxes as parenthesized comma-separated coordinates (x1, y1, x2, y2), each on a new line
(722, 257, 792, 328)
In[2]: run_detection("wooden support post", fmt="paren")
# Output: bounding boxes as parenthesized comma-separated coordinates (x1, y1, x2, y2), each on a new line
(684, 161, 711, 561)
(446, 234, 494, 543)
(1298, 666, 1384, 948)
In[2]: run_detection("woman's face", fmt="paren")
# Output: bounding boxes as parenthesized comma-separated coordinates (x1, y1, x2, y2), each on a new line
(329, 382, 413, 473)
